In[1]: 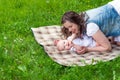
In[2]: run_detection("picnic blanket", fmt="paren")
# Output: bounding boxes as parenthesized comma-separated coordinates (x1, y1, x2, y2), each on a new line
(31, 25, 120, 66)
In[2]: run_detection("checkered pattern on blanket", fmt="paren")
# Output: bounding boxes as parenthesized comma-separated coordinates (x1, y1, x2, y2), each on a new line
(31, 25, 120, 66)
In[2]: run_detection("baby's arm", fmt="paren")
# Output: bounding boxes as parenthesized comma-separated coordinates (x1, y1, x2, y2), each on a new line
(66, 34, 77, 46)
(68, 33, 76, 41)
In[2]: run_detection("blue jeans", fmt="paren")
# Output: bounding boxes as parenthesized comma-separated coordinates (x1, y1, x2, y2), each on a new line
(86, 4, 120, 37)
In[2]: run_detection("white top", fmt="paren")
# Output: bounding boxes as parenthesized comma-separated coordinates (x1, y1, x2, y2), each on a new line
(86, 0, 120, 36)
(67, 35, 96, 51)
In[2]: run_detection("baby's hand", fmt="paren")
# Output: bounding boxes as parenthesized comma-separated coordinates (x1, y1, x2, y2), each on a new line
(68, 40, 72, 45)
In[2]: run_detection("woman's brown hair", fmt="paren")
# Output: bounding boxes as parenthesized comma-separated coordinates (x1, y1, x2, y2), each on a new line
(61, 11, 87, 39)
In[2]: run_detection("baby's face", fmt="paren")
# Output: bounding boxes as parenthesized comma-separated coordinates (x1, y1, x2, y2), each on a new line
(57, 40, 73, 51)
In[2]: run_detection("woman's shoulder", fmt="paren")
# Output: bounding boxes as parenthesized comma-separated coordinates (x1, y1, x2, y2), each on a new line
(86, 23, 99, 36)
(87, 22, 98, 28)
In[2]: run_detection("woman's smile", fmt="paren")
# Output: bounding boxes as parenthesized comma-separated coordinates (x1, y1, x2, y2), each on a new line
(63, 21, 79, 34)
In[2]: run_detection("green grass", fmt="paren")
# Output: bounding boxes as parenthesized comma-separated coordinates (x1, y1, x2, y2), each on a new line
(1, 0, 120, 80)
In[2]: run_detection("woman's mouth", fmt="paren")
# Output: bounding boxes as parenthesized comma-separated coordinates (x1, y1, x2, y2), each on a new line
(72, 29, 76, 33)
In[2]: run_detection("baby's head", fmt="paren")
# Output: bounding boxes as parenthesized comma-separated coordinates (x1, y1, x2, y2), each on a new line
(54, 39, 73, 51)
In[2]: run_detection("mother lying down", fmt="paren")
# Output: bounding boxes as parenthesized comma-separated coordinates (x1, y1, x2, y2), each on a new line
(55, 0, 120, 54)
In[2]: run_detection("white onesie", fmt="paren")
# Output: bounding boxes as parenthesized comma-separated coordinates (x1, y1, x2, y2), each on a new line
(67, 35, 96, 51)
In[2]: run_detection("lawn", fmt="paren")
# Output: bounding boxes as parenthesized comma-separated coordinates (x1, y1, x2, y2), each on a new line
(1, 0, 120, 80)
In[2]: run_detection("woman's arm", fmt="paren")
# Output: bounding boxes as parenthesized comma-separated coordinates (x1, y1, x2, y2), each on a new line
(73, 44, 87, 54)
(87, 30, 112, 52)
(72, 30, 112, 54)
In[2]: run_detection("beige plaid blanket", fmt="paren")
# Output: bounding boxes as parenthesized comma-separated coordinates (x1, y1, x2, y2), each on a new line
(31, 25, 120, 66)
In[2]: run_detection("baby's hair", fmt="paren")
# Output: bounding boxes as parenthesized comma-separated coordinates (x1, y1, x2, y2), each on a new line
(54, 39, 62, 51)
(54, 39, 59, 46)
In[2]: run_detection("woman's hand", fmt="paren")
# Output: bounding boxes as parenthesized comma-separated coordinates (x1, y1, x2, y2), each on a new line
(73, 45, 87, 54)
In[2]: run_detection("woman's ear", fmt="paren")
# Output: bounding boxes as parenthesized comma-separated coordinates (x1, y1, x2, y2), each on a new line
(54, 39, 59, 46)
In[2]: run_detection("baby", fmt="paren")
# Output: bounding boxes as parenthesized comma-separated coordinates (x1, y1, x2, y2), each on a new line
(54, 34, 99, 53)
(54, 33, 120, 54)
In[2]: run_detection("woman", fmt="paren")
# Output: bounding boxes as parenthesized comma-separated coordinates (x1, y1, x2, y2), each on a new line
(61, 0, 120, 54)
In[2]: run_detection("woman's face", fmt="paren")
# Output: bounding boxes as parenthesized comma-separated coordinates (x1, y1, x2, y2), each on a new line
(63, 21, 79, 34)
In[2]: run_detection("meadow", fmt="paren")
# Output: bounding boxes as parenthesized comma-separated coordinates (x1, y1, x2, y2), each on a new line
(1, 0, 120, 80)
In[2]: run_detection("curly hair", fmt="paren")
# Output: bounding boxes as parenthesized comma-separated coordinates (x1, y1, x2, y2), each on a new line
(61, 11, 87, 39)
